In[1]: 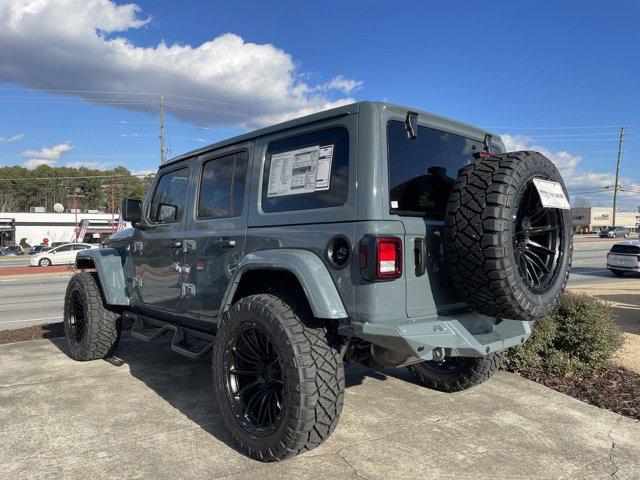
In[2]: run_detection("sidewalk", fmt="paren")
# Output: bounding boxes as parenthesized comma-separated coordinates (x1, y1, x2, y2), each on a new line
(1, 334, 639, 479)
(568, 279, 640, 374)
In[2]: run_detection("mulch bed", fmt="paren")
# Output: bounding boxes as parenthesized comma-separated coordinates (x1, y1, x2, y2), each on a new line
(519, 368, 640, 421)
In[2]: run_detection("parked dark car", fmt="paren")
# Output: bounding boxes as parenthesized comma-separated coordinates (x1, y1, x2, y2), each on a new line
(28, 245, 51, 255)
(599, 226, 631, 238)
(3, 245, 24, 256)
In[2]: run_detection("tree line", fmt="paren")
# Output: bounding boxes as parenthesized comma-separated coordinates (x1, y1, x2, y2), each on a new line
(0, 165, 154, 213)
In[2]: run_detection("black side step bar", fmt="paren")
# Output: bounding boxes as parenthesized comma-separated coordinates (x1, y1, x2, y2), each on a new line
(124, 312, 215, 360)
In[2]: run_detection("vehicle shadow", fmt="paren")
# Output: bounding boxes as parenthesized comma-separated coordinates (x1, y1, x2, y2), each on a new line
(51, 332, 389, 455)
(569, 266, 639, 279)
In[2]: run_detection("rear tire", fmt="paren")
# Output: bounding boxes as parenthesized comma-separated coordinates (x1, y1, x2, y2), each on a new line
(407, 352, 504, 392)
(611, 270, 625, 277)
(63, 272, 121, 361)
(212, 293, 345, 462)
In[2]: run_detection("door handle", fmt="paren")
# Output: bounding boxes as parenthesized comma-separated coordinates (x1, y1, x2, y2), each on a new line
(213, 238, 236, 249)
(414, 237, 427, 277)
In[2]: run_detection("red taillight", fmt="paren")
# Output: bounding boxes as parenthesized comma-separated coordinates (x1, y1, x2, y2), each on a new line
(636, 255, 640, 261)
(376, 237, 402, 279)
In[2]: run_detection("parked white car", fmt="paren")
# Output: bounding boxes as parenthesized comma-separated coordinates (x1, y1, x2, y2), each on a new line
(607, 241, 640, 276)
(30, 243, 97, 267)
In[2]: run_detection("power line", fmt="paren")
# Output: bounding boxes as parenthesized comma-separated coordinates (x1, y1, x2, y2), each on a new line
(521, 132, 620, 138)
(489, 125, 620, 130)
(0, 87, 261, 110)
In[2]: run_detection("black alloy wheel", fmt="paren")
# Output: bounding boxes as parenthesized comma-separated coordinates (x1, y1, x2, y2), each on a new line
(67, 289, 87, 344)
(513, 180, 565, 294)
(223, 323, 284, 435)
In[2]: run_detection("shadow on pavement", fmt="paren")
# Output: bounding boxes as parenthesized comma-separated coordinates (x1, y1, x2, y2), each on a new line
(51, 332, 389, 455)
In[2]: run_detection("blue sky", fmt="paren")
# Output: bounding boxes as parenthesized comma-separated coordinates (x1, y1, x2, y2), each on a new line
(0, 0, 638, 207)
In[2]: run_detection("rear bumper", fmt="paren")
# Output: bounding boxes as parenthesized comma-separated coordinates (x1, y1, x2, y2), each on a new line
(341, 312, 532, 361)
(607, 264, 640, 272)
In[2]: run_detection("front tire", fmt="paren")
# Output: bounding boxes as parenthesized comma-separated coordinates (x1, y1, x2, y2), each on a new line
(38, 258, 51, 267)
(407, 352, 504, 392)
(63, 272, 121, 361)
(212, 294, 345, 462)
(611, 270, 625, 277)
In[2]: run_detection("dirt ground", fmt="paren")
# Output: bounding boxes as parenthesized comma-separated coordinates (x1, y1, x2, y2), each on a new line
(568, 279, 640, 374)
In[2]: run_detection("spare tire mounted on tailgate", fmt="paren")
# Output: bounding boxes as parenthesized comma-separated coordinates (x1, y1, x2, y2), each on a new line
(445, 151, 573, 320)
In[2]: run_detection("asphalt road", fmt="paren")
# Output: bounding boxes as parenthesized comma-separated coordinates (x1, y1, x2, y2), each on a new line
(0, 256, 30, 268)
(0, 236, 637, 331)
(0, 275, 70, 330)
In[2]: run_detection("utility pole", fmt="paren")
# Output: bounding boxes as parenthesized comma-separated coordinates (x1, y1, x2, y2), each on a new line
(612, 125, 624, 227)
(159, 95, 166, 164)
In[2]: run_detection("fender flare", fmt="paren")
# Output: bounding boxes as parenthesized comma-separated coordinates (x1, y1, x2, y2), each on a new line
(75, 248, 129, 306)
(221, 249, 348, 319)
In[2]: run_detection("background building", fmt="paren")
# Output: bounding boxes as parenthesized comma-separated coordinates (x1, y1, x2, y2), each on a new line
(0, 212, 124, 248)
(571, 207, 639, 233)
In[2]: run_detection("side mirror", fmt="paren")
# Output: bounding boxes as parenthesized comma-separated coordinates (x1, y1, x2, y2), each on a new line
(121, 197, 142, 223)
(157, 203, 178, 224)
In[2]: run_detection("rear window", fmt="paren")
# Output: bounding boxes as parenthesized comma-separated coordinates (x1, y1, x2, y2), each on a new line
(261, 127, 349, 213)
(387, 120, 490, 219)
(610, 244, 640, 254)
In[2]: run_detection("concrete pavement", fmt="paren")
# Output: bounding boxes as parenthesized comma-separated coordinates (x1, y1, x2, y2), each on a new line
(1, 334, 639, 479)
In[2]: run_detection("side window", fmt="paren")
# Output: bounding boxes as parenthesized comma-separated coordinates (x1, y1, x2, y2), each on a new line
(57, 245, 73, 252)
(148, 167, 189, 224)
(198, 151, 248, 219)
(73, 244, 89, 250)
(261, 127, 349, 213)
(387, 121, 485, 219)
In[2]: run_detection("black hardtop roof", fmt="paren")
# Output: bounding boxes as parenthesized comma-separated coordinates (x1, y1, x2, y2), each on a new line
(161, 101, 499, 168)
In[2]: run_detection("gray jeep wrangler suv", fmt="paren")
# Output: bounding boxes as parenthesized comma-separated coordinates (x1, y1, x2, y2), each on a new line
(64, 101, 572, 461)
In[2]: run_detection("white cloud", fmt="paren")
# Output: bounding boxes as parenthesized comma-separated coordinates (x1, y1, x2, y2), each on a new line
(316, 75, 363, 94)
(0, 133, 24, 143)
(501, 134, 640, 209)
(21, 141, 72, 168)
(0, 0, 362, 127)
(132, 169, 156, 177)
(64, 161, 112, 169)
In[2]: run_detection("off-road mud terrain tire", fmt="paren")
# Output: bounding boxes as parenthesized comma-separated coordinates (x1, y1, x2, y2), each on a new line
(212, 293, 345, 462)
(445, 151, 572, 320)
(63, 272, 121, 361)
(407, 352, 504, 392)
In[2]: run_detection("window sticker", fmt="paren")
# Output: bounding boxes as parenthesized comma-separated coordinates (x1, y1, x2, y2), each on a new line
(532, 178, 570, 210)
(267, 144, 334, 197)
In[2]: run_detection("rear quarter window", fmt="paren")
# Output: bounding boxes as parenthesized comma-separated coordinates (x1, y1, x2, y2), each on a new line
(261, 127, 349, 213)
(611, 245, 640, 254)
